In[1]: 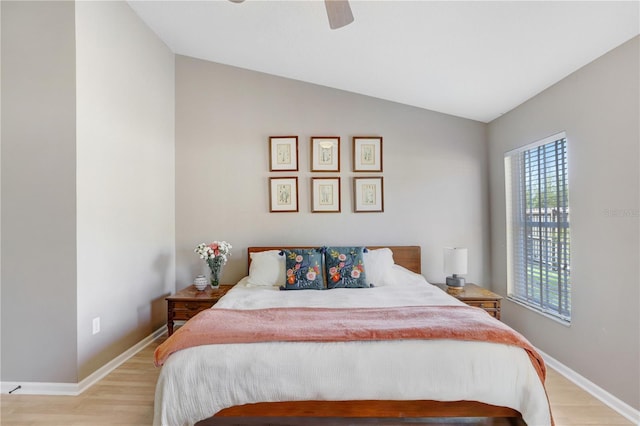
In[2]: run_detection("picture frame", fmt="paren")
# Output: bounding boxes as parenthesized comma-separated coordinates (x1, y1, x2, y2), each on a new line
(311, 136, 340, 172)
(353, 136, 383, 172)
(311, 177, 341, 213)
(353, 176, 384, 213)
(269, 136, 298, 171)
(269, 177, 298, 212)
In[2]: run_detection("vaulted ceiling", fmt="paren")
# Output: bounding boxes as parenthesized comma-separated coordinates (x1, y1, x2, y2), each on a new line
(128, 0, 639, 123)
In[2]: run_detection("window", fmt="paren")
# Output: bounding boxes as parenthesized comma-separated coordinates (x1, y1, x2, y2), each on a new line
(505, 132, 571, 322)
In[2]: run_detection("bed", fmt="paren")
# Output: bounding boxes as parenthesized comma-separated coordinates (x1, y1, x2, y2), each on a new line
(153, 246, 552, 426)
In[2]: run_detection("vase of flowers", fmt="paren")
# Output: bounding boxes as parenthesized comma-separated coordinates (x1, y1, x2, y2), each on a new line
(194, 241, 232, 288)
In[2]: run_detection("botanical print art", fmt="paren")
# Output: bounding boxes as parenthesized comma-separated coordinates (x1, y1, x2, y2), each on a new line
(270, 176, 298, 212)
(270, 136, 298, 171)
(277, 144, 291, 165)
(319, 183, 333, 205)
(361, 183, 376, 205)
(277, 183, 291, 205)
(360, 143, 376, 165)
(353, 136, 382, 173)
(319, 145, 333, 165)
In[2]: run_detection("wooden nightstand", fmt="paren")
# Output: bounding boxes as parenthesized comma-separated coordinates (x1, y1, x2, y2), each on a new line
(435, 283, 502, 320)
(166, 284, 233, 336)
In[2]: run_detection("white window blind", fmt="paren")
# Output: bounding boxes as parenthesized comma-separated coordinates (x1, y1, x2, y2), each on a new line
(505, 132, 571, 322)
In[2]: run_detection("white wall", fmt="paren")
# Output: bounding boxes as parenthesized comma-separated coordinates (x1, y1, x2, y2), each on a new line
(175, 56, 490, 288)
(1, 0, 78, 383)
(488, 36, 639, 410)
(75, 1, 175, 379)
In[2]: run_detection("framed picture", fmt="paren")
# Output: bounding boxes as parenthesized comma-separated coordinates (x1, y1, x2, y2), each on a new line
(269, 136, 298, 171)
(353, 176, 384, 213)
(353, 136, 383, 172)
(270, 177, 298, 212)
(311, 136, 340, 172)
(312, 177, 341, 213)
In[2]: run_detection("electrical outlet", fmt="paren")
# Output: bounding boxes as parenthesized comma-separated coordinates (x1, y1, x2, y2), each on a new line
(92, 317, 100, 335)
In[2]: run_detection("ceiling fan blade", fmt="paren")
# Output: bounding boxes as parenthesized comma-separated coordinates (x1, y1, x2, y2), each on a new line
(324, 0, 354, 30)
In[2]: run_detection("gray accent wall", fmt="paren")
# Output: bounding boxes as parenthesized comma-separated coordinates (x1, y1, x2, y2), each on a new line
(174, 56, 490, 288)
(488, 36, 639, 410)
(1, 1, 78, 383)
(1, 1, 175, 384)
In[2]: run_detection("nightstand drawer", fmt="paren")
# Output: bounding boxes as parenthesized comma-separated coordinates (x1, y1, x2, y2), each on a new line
(174, 301, 212, 311)
(172, 301, 212, 320)
(464, 300, 500, 318)
(172, 310, 204, 321)
(465, 300, 499, 310)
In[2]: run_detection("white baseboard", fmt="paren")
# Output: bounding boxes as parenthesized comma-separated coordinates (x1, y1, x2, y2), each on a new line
(538, 348, 640, 424)
(1, 381, 80, 395)
(1, 326, 166, 396)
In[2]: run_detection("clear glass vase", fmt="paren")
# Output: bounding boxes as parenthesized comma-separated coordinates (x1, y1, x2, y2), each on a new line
(207, 258, 225, 289)
(209, 265, 223, 288)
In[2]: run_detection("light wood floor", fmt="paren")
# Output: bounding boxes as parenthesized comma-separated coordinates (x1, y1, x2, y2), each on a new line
(1, 335, 633, 426)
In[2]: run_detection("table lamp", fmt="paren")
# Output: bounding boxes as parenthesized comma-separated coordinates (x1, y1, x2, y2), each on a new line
(444, 247, 467, 288)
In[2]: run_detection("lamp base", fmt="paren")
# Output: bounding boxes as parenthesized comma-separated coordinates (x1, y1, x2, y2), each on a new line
(446, 275, 465, 288)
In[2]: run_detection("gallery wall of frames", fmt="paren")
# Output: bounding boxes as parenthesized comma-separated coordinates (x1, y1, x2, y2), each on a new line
(268, 136, 383, 213)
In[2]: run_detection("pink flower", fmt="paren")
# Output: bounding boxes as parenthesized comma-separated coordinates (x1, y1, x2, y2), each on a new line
(339, 262, 345, 268)
(295, 255, 303, 263)
(351, 270, 361, 278)
(306, 271, 316, 281)
(329, 267, 337, 275)
(295, 264, 301, 270)
(287, 269, 294, 276)
(208, 243, 220, 256)
(338, 254, 347, 261)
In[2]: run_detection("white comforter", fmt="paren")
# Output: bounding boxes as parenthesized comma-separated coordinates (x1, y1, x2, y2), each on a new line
(154, 267, 551, 426)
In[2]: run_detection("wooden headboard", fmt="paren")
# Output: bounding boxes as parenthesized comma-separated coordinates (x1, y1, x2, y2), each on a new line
(247, 246, 421, 274)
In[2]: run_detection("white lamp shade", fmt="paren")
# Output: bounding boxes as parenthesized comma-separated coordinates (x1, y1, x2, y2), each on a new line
(444, 247, 468, 275)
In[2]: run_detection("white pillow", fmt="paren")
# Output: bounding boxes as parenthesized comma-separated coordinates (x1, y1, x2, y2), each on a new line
(363, 248, 395, 286)
(246, 250, 285, 287)
(388, 264, 428, 286)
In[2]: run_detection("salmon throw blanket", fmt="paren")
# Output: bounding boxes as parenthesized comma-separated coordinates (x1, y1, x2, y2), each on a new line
(154, 305, 546, 383)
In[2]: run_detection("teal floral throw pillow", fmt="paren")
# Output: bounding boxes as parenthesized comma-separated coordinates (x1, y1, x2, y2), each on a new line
(280, 248, 325, 290)
(325, 246, 370, 289)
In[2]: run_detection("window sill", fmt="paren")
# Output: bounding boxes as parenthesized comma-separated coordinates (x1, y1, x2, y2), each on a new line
(506, 296, 571, 327)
